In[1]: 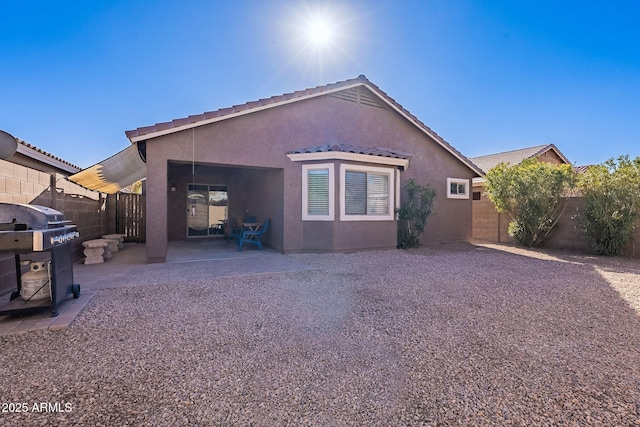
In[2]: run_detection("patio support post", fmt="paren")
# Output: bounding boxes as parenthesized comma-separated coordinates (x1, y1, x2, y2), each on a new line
(145, 153, 168, 263)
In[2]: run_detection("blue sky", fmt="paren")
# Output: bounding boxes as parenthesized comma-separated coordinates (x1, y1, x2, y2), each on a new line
(1, 0, 639, 168)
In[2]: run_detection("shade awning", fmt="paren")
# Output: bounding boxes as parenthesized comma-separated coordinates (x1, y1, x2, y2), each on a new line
(68, 142, 146, 194)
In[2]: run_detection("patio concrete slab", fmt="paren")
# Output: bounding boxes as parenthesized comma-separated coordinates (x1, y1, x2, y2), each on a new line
(74, 240, 314, 290)
(0, 290, 96, 336)
(0, 239, 313, 336)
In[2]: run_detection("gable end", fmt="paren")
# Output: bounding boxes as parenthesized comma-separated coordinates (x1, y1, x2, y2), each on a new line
(329, 87, 387, 110)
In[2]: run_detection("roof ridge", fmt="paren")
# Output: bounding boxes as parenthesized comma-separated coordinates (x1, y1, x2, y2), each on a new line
(357, 79, 480, 173)
(125, 75, 368, 140)
(124, 74, 483, 176)
(470, 144, 551, 160)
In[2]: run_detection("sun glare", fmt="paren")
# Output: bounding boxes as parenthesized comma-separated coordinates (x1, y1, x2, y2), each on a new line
(305, 17, 334, 48)
(278, 2, 361, 80)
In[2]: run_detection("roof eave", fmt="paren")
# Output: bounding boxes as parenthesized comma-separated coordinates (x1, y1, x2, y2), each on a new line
(287, 151, 410, 170)
(127, 77, 482, 177)
(126, 82, 366, 143)
(15, 143, 81, 174)
(357, 82, 483, 177)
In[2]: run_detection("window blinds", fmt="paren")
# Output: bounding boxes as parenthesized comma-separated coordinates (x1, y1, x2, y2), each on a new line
(345, 171, 367, 214)
(307, 169, 330, 215)
(367, 173, 389, 214)
(345, 170, 389, 215)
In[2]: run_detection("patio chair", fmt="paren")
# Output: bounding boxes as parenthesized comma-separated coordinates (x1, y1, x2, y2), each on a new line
(227, 215, 257, 244)
(238, 218, 270, 252)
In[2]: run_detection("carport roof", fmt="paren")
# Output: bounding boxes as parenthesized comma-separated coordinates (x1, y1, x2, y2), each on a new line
(125, 75, 483, 177)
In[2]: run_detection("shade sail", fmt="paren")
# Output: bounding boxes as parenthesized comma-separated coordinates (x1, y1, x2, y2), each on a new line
(68, 142, 146, 194)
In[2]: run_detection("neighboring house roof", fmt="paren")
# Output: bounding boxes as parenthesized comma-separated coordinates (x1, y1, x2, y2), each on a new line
(125, 75, 483, 177)
(470, 144, 571, 174)
(13, 138, 81, 175)
(574, 165, 593, 174)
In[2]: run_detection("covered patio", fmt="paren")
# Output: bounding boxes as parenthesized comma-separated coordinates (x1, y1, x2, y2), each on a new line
(166, 161, 283, 248)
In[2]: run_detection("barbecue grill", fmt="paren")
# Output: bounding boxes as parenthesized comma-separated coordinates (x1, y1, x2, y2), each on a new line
(0, 203, 80, 317)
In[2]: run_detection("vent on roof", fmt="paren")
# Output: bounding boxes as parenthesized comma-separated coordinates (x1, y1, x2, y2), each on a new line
(329, 87, 387, 109)
(330, 87, 358, 103)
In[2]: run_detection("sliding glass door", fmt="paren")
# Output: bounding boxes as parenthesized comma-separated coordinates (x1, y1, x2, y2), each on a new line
(187, 184, 228, 237)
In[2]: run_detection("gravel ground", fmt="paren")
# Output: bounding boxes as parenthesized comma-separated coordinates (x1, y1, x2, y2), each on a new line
(1, 243, 639, 426)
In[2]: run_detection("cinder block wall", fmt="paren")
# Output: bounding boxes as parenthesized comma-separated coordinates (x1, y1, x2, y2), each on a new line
(0, 160, 52, 205)
(473, 194, 640, 257)
(540, 197, 592, 253)
(471, 194, 501, 242)
(471, 192, 515, 244)
(0, 160, 108, 296)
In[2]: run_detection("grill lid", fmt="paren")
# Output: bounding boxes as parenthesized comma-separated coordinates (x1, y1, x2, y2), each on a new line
(0, 203, 67, 230)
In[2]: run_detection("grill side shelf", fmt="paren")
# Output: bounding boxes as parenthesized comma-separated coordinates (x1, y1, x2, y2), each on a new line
(0, 231, 34, 253)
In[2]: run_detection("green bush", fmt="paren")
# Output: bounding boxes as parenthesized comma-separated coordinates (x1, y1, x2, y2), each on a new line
(578, 156, 640, 256)
(484, 158, 576, 247)
(397, 179, 436, 249)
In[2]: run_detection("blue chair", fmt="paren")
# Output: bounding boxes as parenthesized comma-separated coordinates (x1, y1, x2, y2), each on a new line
(228, 216, 257, 244)
(238, 218, 270, 252)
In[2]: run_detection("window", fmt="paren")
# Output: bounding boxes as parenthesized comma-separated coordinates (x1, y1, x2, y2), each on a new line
(472, 191, 481, 200)
(447, 178, 469, 199)
(340, 164, 395, 221)
(302, 164, 334, 220)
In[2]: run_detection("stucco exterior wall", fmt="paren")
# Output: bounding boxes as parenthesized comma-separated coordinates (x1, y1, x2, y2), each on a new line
(143, 92, 476, 260)
(166, 164, 233, 241)
(231, 168, 284, 251)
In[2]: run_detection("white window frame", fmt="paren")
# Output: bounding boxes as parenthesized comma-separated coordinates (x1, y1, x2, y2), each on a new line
(302, 163, 335, 221)
(340, 164, 395, 221)
(447, 177, 470, 199)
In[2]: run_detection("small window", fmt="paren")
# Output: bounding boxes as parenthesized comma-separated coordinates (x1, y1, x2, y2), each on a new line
(447, 178, 469, 199)
(302, 164, 334, 221)
(308, 169, 329, 215)
(472, 191, 481, 200)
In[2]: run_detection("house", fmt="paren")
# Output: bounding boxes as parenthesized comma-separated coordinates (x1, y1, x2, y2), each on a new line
(73, 75, 483, 263)
(469, 144, 572, 242)
(470, 144, 570, 181)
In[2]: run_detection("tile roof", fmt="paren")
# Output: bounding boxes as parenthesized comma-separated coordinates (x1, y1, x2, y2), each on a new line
(125, 75, 483, 176)
(124, 77, 371, 140)
(287, 143, 412, 160)
(574, 165, 593, 174)
(470, 144, 569, 173)
(15, 138, 81, 173)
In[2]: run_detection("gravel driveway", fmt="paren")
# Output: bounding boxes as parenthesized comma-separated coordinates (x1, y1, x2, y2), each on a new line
(1, 243, 639, 426)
